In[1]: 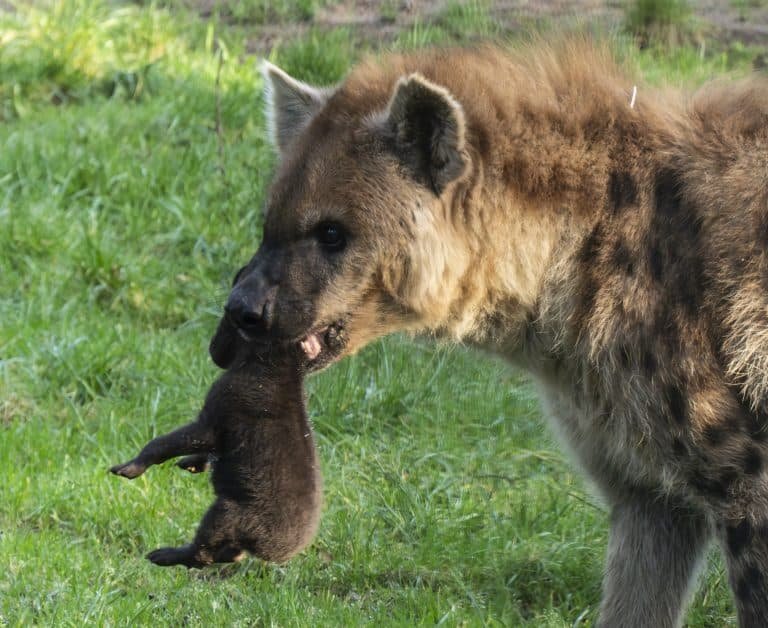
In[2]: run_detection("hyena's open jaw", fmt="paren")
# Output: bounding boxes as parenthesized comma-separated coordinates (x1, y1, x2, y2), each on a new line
(298, 321, 345, 369)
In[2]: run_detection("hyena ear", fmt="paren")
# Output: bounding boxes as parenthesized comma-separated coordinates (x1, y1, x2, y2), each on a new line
(385, 73, 467, 195)
(261, 61, 330, 155)
(209, 314, 240, 369)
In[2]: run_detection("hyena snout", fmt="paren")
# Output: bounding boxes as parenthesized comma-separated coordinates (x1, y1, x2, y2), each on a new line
(226, 273, 278, 335)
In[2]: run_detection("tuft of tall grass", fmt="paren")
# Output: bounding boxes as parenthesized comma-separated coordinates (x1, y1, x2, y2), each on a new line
(0, 1, 191, 117)
(268, 27, 354, 84)
(394, 0, 499, 50)
(623, 0, 700, 48)
(149, 0, 337, 24)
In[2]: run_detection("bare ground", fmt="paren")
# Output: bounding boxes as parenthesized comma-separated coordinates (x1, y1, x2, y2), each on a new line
(188, 1, 768, 54)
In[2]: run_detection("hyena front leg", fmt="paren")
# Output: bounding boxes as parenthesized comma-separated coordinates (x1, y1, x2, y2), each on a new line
(598, 491, 712, 628)
(110, 422, 215, 479)
(719, 514, 768, 628)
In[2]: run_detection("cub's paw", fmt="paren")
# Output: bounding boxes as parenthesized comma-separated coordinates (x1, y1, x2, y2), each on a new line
(176, 454, 211, 474)
(146, 544, 203, 568)
(109, 460, 146, 479)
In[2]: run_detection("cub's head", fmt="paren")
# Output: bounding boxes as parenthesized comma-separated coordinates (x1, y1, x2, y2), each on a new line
(223, 59, 475, 369)
(209, 265, 344, 372)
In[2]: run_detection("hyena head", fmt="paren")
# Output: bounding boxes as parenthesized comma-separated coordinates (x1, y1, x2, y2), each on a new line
(221, 60, 476, 369)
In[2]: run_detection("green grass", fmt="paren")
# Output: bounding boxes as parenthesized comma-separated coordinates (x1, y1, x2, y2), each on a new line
(151, 0, 339, 24)
(623, 0, 700, 48)
(0, 0, 761, 624)
(731, 0, 768, 11)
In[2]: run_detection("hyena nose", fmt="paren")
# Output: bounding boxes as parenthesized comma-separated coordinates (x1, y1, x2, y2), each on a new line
(225, 285, 276, 334)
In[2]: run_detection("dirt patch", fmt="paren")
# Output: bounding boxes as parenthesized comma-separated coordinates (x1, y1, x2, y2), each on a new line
(317, 0, 768, 46)
(241, 0, 625, 53)
(695, 0, 768, 47)
(188, 1, 768, 54)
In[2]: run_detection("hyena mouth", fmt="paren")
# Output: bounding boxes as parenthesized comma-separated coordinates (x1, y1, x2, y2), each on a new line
(298, 321, 345, 365)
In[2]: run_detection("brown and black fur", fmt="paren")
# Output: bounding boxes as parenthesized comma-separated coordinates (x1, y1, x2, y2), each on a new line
(111, 315, 327, 567)
(221, 39, 768, 625)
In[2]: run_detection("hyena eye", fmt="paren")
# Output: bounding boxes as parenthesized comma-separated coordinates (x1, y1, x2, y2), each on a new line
(315, 221, 347, 253)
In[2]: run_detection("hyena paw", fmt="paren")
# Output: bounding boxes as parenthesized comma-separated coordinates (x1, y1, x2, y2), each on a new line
(109, 460, 146, 479)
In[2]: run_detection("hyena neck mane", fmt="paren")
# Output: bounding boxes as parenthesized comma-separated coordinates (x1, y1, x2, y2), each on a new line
(344, 42, 673, 350)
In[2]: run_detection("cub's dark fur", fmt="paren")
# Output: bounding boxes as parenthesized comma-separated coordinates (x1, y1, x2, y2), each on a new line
(111, 316, 323, 567)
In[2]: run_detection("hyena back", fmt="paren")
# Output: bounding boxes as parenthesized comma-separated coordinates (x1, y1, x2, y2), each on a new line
(226, 40, 768, 626)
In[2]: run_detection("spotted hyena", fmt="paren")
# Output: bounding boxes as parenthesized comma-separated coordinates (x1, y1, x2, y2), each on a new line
(219, 40, 768, 626)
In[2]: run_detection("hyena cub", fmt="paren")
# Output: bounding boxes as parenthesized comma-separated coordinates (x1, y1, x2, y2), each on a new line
(111, 315, 338, 567)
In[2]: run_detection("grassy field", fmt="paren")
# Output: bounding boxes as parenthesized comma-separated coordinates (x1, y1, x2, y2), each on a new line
(0, 1, 763, 625)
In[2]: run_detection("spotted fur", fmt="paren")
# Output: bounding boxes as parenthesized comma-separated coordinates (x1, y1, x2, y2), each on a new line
(231, 39, 768, 626)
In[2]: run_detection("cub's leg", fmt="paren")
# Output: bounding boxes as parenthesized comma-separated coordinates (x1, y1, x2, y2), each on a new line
(110, 422, 214, 479)
(176, 453, 212, 474)
(145, 543, 243, 568)
(718, 515, 768, 627)
(598, 491, 712, 628)
(147, 498, 244, 568)
(145, 543, 201, 568)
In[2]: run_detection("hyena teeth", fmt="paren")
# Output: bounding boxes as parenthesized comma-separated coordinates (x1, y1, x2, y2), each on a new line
(300, 334, 322, 360)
